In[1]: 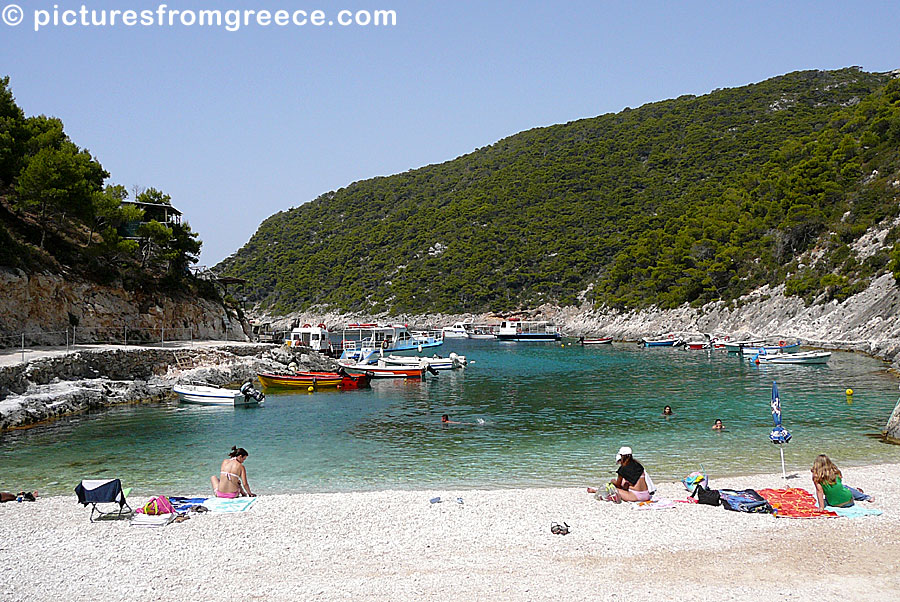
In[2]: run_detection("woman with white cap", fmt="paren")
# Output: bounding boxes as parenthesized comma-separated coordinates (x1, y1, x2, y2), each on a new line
(605, 446, 651, 503)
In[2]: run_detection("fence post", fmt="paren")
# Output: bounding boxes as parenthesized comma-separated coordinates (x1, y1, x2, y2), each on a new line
(161, 327, 164, 346)
(124, 325, 127, 346)
(66, 328, 69, 353)
(190, 326, 193, 347)
(73, 325, 76, 347)
(21, 333, 25, 363)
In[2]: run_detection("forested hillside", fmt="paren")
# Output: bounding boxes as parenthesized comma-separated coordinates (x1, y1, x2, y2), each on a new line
(218, 68, 900, 314)
(0, 77, 209, 296)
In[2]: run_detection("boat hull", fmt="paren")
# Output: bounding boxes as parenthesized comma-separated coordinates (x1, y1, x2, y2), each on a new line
(496, 333, 562, 342)
(338, 362, 427, 379)
(257, 372, 371, 389)
(753, 351, 831, 365)
(173, 385, 259, 406)
(581, 338, 613, 345)
(641, 339, 680, 347)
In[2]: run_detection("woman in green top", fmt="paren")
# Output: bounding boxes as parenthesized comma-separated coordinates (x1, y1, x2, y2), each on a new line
(810, 454, 872, 509)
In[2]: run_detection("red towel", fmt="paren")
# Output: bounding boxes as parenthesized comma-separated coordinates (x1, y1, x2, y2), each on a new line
(757, 488, 838, 519)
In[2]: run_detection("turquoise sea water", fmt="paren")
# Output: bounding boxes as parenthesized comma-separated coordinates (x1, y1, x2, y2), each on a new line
(3, 340, 900, 495)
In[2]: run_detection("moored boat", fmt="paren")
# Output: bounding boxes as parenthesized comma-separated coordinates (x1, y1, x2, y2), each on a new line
(467, 324, 497, 339)
(737, 341, 801, 355)
(339, 324, 444, 363)
(495, 319, 561, 342)
(640, 336, 682, 347)
(750, 350, 831, 365)
(173, 382, 265, 406)
(441, 319, 472, 339)
(256, 371, 371, 389)
(381, 352, 467, 370)
(722, 339, 767, 353)
(580, 336, 613, 345)
(337, 360, 430, 379)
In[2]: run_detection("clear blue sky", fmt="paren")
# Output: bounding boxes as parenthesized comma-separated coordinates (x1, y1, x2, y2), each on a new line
(2, 0, 898, 264)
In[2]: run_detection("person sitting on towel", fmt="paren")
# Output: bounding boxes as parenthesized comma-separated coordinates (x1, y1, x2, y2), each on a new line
(608, 446, 651, 502)
(811, 454, 872, 509)
(211, 446, 256, 498)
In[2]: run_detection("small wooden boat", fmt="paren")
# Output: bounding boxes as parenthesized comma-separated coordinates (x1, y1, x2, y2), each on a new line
(738, 341, 801, 355)
(640, 337, 682, 347)
(580, 337, 613, 345)
(257, 371, 371, 390)
(751, 350, 831, 365)
(173, 384, 264, 406)
(722, 339, 766, 353)
(338, 360, 430, 379)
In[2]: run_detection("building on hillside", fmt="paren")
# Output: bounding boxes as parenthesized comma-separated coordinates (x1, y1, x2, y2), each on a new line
(118, 201, 183, 238)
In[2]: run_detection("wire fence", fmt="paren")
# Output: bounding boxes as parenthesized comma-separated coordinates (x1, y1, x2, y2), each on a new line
(0, 325, 242, 363)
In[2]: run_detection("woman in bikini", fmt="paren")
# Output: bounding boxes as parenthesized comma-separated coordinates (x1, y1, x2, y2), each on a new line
(605, 446, 651, 503)
(210, 446, 256, 498)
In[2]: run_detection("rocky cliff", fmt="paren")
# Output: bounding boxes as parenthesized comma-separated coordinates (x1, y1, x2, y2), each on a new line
(0, 267, 247, 346)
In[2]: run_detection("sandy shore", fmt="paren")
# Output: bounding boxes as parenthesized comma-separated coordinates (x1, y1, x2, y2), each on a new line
(2, 464, 899, 601)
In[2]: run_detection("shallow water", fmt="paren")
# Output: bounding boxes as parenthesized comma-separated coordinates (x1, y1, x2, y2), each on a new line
(3, 341, 900, 495)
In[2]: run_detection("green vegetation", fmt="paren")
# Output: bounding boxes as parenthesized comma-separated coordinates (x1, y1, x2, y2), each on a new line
(219, 68, 900, 314)
(0, 76, 208, 295)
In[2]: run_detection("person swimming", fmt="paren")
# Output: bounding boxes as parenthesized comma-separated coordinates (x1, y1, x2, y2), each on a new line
(663, 406, 673, 416)
(441, 414, 461, 424)
(210, 446, 256, 498)
(712, 419, 725, 430)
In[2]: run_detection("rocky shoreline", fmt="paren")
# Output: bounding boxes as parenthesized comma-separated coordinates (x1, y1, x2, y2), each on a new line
(0, 343, 339, 430)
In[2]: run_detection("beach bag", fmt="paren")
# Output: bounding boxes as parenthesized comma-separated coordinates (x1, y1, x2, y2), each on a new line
(682, 471, 708, 492)
(718, 489, 773, 514)
(692, 484, 721, 506)
(137, 495, 176, 515)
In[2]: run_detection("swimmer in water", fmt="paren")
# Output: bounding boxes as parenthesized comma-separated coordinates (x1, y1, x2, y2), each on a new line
(441, 414, 461, 424)
(663, 405, 673, 416)
(712, 419, 725, 430)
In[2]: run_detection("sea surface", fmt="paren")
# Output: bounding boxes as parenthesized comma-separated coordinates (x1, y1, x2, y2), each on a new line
(3, 340, 900, 495)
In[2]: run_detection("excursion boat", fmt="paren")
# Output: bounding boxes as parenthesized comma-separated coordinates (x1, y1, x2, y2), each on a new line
(339, 324, 444, 364)
(750, 350, 831, 365)
(337, 360, 431, 379)
(640, 336, 682, 347)
(256, 371, 371, 390)
(284, 323, 334, 354)
(467, 324, 497, 340)
(495, 319, 562, 342)
(173, 382, 265, 406)
(441, 319, 472, 339)
(380, 352, 467, 370)
(579, 336, 613, 345)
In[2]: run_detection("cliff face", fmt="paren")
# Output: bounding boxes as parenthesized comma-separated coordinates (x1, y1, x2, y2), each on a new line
(0, 268, 247, 346)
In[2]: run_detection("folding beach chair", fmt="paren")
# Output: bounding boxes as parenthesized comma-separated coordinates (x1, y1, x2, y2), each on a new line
(75, 479, 133, 522)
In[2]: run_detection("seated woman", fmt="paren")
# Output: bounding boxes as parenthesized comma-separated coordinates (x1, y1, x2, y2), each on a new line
(811, 454, 872, 510)
(606, 446, 651, 503)
(210, 446, 256, 498)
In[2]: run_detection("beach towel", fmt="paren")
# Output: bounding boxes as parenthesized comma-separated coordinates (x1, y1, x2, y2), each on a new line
(168, 496, 208, 512)
(130, 513, 176, 527)
(826, 505, 883, 518)
(718, 489, 773, 514)
(757, 488, 837, 519)
(633, 499, 675, 510)
(203, 496, 257, 513)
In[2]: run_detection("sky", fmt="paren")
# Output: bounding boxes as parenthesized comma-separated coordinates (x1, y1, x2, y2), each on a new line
(2, 0, 899, 265)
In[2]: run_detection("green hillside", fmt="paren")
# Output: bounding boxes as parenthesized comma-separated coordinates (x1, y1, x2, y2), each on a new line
(218, 68, 900, 314)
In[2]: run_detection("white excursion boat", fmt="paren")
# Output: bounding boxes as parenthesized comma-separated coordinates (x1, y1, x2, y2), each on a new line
(750, 350, 832, 365)
(173, 382, 265, 406)
(495, 319, 561, 342)
(468, 324, 497, 339)
(381, 352, 468, 370)
(284, 323, 332, 353)
(339, 324, 444, 364)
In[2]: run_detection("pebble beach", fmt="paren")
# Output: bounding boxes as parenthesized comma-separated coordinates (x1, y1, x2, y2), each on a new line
(2, 463, 899, 601)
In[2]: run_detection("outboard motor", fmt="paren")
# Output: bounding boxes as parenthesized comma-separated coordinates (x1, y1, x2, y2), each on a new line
(240, 379, 265, 404)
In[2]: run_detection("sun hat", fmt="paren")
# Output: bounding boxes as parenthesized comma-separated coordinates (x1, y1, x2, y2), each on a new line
(616, 446, 633, 462)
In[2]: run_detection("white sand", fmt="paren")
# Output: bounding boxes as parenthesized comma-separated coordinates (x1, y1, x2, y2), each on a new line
(2, 464, 899, 601)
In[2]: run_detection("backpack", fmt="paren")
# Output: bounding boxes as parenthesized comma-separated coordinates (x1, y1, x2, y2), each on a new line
(682, 471, 708, 492)
(717, 489, 773, 514)
(137, 495, 176, 515)
(692, 484, 721, 506)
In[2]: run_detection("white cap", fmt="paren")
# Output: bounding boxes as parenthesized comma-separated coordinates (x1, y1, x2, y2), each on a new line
(616, 446, 633, 462)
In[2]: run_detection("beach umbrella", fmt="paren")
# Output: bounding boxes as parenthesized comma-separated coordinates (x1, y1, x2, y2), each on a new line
(769, 380, 792, 478)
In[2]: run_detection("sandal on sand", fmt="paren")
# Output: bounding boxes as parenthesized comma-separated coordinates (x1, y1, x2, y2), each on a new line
(551, 522, 570, 535)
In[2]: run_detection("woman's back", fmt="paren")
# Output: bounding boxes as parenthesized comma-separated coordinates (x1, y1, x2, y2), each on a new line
(218, 458, 244, 493)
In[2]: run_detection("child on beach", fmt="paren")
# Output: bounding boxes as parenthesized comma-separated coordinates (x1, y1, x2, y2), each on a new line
(810, 454, 872, 509)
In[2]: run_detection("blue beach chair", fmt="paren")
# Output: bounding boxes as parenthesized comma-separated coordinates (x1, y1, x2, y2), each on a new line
(75, 479, 133, 522)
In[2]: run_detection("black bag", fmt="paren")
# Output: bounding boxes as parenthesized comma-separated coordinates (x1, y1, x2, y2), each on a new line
(692, 484, 721, 506)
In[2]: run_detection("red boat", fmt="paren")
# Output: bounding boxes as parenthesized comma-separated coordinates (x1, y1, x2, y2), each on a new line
(256, 371, 371, 390)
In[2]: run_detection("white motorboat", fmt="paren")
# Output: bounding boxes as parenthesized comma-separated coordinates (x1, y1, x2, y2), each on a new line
(381, 352, 467, 370)
(495, 319, 561, 341)
(173, 382, 265, 406)
(441, 319, 472, 339)
(750, 350, 831, 365)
